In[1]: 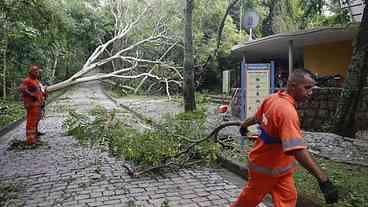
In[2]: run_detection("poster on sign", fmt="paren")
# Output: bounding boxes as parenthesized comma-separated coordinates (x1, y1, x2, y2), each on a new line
(245, 64, 271, 118)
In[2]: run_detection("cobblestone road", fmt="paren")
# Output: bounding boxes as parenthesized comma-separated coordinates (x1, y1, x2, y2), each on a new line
(0, 82, 268, 207)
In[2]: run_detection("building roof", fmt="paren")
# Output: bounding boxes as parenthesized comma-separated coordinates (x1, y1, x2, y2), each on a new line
(231, 25, 357, 62)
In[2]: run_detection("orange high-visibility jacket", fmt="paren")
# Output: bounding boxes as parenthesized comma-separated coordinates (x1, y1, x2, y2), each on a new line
(248, 90, 307, 177)
(19, 77, 44, 108)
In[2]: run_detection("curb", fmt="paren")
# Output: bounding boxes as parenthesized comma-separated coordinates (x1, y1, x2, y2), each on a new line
(218, 154, 248, 180)
(0, 118, 26, 138)
(0, 89, 68, 139)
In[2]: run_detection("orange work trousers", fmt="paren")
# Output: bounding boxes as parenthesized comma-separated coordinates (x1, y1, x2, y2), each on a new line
(26, 106, 41, 145)
(231, 171, 297, 207)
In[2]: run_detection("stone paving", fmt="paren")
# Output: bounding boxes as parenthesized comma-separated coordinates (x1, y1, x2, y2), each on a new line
(0, 82, 270, 207)
(304, 132, 368, 166)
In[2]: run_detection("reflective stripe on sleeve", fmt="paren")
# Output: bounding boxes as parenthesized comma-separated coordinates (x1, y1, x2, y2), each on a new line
(282, 138, 306, 151)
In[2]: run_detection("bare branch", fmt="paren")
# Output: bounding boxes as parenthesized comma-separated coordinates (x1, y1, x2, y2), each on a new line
(111, 73, 161, 80)
(164, 78, 171, 100)
(134, 68, 154, 94)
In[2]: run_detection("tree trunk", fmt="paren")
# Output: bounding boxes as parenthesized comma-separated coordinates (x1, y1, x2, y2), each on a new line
(183, 0, 196, 112)
(214, 0, 240, 58)
(203, 0, 240, 70)
(334, 2, 368, 137)
(2, 43, 7, 99)
(50, 50, 59, 83)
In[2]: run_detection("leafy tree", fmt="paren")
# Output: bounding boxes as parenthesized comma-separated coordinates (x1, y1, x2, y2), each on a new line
(300, 0, 350, 29)
(0, 0, 61, 98)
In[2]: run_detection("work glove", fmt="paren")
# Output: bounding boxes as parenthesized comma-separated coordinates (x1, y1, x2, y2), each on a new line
(239, 126, 249, 136)
(319, 179, 339, 204)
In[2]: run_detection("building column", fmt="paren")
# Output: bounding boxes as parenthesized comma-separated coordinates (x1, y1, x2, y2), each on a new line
(288, 40, 294, 75)
(240, 56, 246, 120)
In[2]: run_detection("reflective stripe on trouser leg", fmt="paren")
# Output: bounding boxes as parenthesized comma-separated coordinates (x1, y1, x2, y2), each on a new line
(26, 106, 40, 144)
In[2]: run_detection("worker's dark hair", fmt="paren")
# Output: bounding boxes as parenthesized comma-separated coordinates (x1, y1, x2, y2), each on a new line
(289, 68, 315, 82)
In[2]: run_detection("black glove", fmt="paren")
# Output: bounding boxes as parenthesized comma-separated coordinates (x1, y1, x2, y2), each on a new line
(319, 179, 338, 204)
(239, 126, 249, 136)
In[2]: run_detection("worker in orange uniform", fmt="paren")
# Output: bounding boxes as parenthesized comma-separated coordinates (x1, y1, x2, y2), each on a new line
(232, 68, 338, 207)
(18, 64, 45, 145)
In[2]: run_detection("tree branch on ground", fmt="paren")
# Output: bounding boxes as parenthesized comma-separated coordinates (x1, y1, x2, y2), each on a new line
(123, 121, 242, 177)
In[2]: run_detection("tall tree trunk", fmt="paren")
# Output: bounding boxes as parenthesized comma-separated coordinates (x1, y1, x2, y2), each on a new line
(334, 2, 368, 137)
(51, 51, 59, 83)
(183, 0, 196, 112)
(203, 0, 240, 70)
(2, 43, 7, 99)
(214, 0, 240, 58)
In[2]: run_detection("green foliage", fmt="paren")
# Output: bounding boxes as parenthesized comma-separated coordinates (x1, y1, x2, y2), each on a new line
(192, 0, 244, 66)
(64, 107, 221, 170)
(240, 0, 351, 37)
(0, 99, 24, 129)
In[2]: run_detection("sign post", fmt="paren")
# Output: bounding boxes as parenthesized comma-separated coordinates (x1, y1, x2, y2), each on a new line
(243, 9, 259, 40)
(222, 70, 231, 94)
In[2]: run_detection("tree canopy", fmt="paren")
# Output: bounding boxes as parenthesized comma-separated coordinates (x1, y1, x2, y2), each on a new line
(0, 0, 354, 99)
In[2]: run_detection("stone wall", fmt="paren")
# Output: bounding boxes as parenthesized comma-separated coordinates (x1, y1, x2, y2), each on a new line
(298, 87, 368, 133)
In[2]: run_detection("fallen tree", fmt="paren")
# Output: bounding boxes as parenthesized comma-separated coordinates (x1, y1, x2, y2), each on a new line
(47, 2, 183, 99)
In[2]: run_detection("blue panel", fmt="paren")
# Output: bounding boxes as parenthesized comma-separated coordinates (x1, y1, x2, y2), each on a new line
(247, 64, 270, 70)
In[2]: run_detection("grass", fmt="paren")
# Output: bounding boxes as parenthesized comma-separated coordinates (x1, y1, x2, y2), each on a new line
(0, 99, 25, 129)
(0, 183, 21, 206)
(294, 157, 368, 207)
